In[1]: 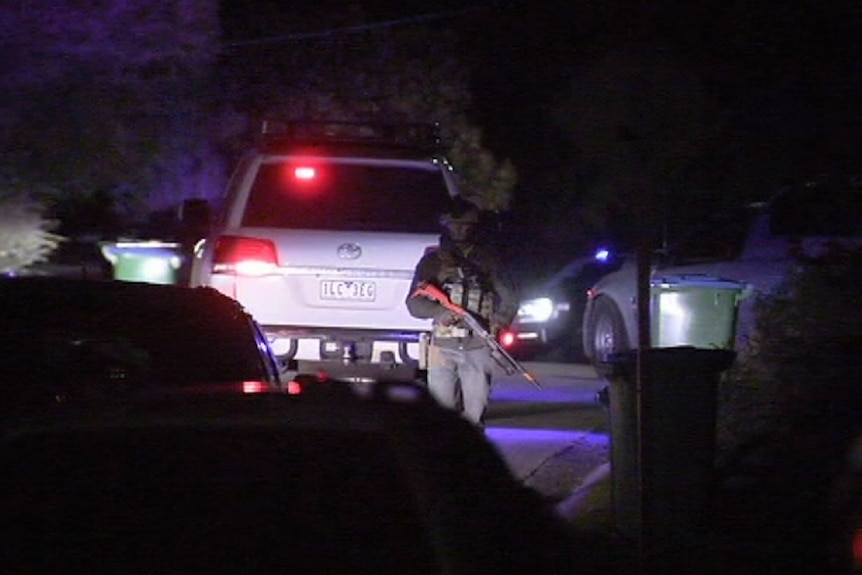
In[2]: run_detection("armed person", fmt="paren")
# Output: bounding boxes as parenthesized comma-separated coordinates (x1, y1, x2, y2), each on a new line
(406, 196, 519, 427)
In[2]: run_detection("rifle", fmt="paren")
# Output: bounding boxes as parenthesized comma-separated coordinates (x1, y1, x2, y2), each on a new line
(411, 282, 542, 389)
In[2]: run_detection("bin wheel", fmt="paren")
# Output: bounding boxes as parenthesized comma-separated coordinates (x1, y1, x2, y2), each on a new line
(586, 297, 629, 365)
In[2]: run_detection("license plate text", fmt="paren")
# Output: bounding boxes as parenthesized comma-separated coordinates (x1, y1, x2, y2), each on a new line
(320, 280, 376, 301)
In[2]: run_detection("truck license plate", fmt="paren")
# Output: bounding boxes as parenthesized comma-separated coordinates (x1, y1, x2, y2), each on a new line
(320, 280, 376, 301)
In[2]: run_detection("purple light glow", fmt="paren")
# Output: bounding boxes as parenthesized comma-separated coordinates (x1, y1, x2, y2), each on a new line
(485, 426, 608, 447)
(490, 386, 599, 404)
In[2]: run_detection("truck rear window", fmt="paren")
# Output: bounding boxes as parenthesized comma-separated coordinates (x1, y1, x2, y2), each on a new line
(242, 161, 451, 233)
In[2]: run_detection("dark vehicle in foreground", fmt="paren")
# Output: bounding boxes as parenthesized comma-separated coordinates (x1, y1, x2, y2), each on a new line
(0, 277, 281, 409)
(0, 379, 593, 575)
(501, 248, 626, 362)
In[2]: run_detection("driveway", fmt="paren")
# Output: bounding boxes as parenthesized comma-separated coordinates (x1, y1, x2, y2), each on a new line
(485, 361, 610, 503)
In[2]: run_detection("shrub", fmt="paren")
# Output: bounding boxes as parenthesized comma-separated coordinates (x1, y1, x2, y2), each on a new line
(0, 184, 63, 274)
(717, 243, 862, 465)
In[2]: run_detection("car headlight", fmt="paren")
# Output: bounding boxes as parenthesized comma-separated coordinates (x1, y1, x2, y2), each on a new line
(516, 297, 555, 323)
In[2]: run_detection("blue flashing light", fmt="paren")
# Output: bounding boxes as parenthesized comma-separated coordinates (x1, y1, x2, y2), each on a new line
(594, 248, 611, 263)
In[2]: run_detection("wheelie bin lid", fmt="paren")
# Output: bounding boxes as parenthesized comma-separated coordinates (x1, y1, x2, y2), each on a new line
(99, 240, 183, 264)
(651, 274, 746, 291)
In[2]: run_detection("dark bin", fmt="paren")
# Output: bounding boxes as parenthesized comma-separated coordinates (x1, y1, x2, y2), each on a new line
(598, 347, 736, 544)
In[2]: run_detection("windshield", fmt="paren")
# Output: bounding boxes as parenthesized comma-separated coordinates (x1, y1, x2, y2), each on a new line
(242, 160, 451, 233)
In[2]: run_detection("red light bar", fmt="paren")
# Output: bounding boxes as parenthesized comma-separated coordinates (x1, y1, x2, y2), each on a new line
(285, 380, 303, 395)
(294, 166, 316, 180)
(242, 381, 268, 394)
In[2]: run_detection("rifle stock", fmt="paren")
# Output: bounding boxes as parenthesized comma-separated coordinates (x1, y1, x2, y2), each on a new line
(411, 283, 542, 389)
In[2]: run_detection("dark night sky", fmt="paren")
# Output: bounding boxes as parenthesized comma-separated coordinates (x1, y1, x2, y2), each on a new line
(219, 0, 861, 170)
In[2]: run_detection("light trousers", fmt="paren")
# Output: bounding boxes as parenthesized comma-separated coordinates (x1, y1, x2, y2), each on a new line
(426, 344, 494, 426)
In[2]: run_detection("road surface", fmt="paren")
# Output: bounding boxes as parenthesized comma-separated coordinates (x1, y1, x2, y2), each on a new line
(484, 361, 610, 500)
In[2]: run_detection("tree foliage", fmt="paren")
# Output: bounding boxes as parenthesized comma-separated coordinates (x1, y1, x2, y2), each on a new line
(0, 178, 63, 274)
(0, 0, 223, 224)
(551, 39, 729, 249)
(718, 244, 862, 464)
(0, 2, 515, 233)
(219, 12, 517, 211)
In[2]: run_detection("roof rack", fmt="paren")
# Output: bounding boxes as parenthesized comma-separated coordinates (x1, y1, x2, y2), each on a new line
(258, 120, 442, 152)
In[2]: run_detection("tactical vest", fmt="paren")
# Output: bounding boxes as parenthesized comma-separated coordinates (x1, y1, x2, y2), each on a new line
(433, 248, 496, 340)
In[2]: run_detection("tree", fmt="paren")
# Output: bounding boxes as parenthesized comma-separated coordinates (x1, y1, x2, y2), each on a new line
(0, 0, 223, 227)
(0, 177, 62, 274)
(217, 9, 517, 211)
(551, 39, 729, 250)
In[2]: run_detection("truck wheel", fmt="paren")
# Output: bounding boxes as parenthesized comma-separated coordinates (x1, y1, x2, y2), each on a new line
(586, 297, 629, 365)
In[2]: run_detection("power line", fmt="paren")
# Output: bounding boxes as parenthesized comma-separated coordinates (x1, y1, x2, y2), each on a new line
(223, 5, 493, 48)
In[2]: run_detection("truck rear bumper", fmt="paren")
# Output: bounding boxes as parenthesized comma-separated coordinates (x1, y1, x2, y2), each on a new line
(265, 326, 429, 380)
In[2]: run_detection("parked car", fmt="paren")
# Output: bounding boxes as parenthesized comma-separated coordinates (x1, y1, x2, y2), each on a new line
(0, 377, 594, 575)
(582, 174, 862, 365)
(0, 276, 281, 411)
(185, 121, 461, 382)
(500, 248, 626, 362)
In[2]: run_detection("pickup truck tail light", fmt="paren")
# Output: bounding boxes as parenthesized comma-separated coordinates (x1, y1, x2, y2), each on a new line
(212, 235, 278, 276)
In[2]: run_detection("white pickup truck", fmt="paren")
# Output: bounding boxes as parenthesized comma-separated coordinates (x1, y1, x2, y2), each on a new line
(581, 174, 862, 364)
